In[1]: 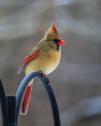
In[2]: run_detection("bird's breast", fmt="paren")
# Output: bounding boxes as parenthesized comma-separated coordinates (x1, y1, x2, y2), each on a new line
(42, 50, 61, 74)
(25, 50, 61, 75)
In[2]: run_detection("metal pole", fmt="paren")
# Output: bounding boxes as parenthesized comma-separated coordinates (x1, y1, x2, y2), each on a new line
(0, 79, 8, 126)
(7, 96, 16, 126)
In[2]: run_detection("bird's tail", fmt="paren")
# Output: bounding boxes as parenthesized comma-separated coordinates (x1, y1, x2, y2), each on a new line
(20, 79, 34, 115)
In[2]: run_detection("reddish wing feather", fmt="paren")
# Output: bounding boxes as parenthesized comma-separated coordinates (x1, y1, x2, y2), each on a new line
(23, 49, 40, 65)
(18, 49, 40, 74)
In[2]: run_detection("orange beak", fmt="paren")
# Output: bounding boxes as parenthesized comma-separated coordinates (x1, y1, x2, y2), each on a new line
(57, 39, 65, 46)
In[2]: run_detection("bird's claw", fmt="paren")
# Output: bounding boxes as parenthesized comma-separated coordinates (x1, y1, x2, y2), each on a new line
(38, 71, 49, 84)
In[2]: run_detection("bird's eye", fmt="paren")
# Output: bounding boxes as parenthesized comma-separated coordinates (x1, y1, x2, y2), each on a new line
(54, 39, 60, 43)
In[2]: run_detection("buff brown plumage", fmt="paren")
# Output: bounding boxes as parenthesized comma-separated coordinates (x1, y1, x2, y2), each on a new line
(18, 23, 65, 115)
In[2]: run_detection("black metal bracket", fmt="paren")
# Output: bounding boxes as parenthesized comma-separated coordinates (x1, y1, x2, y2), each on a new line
(0, 72, 61, 126)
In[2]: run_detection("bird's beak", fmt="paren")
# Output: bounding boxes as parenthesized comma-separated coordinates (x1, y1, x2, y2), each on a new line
(57, 39, 65, 46)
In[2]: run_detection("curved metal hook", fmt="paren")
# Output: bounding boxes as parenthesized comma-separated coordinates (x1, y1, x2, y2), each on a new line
(16, 72, 61, 126)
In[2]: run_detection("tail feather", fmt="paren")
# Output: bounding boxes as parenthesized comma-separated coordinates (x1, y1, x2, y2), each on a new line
(20, 80, 33, 115)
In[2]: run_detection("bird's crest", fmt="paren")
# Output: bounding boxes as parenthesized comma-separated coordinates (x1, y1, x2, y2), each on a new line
(48, 23, 58, 35)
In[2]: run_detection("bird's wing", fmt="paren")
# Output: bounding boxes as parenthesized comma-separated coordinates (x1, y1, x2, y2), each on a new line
(18, 49, 40, 74)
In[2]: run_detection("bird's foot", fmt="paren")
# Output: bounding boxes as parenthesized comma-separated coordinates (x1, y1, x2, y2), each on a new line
(38, 71, 49, 84)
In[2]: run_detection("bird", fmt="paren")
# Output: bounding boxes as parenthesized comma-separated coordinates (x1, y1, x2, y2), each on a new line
(18, 23, 65, 115)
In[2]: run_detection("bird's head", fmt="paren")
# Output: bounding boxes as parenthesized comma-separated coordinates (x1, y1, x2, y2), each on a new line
(44, 23, 65, 50)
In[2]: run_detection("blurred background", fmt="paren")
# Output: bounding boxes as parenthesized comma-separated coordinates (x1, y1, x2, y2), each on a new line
(0, 0, 101, 126)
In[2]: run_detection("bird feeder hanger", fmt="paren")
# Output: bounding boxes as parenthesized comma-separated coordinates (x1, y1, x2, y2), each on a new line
(0, 72, 61, 126)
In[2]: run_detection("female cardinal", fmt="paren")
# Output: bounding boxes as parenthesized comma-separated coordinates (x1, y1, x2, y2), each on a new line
(18, 23, 65, 115)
